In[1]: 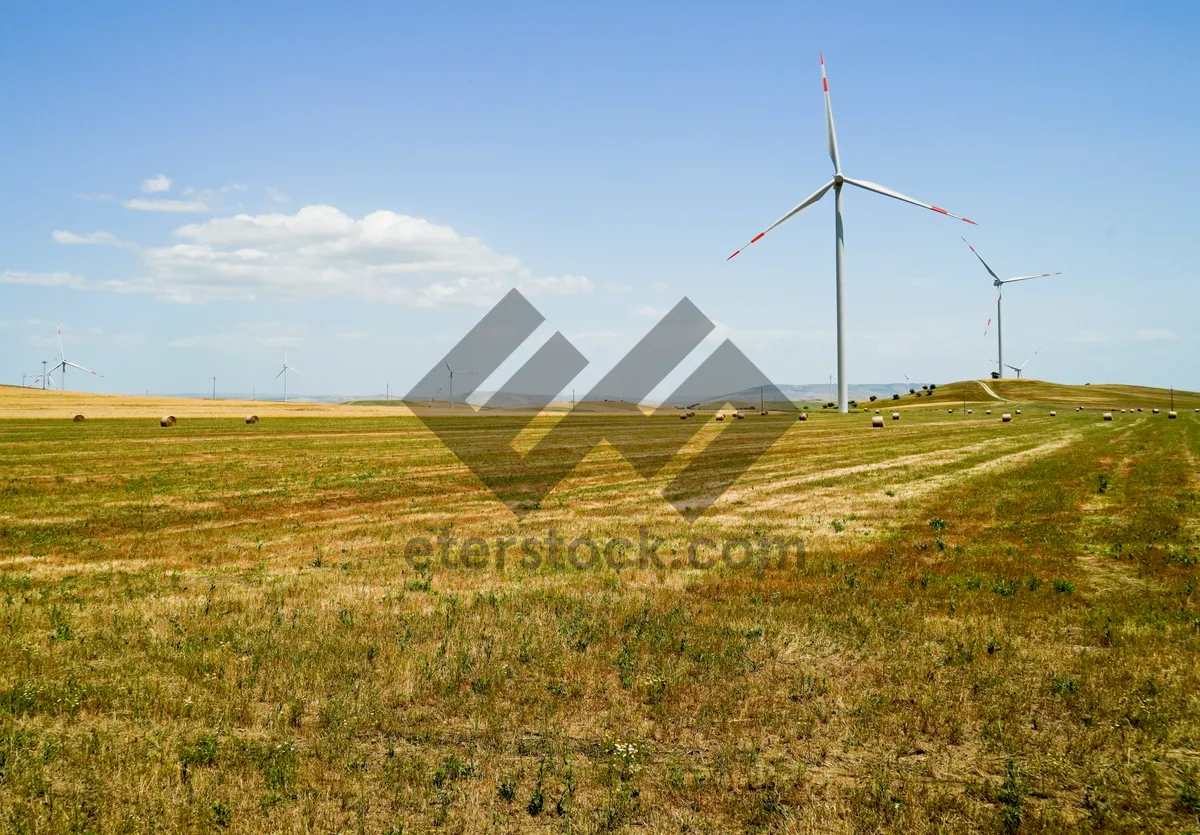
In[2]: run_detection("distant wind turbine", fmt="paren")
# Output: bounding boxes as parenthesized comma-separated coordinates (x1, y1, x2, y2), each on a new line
(963, 239, 1060, 379)
(445, 360, 476, 411)
(45, 323, 103, 392)
(275, 352, 301, 402)
(1005, 346, 1043, 379)
(727, 53, 976, 413)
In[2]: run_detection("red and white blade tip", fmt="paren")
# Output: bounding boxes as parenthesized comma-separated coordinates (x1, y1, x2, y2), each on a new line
(932, 206, 975, 224)
(727, 232, 765, 260)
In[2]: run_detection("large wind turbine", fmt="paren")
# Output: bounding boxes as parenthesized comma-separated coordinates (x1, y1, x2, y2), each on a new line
(963, 239, 1060, 378)
(445, 361, 476, 411)
(275, 352, 301, 402)
(728, 53, 976, 413)
(1005, 346, 1043, 379)
(45, 323, 103, 391)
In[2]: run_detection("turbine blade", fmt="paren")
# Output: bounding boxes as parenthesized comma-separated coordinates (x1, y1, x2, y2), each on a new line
(289, 366, 302, 375)
(727, 180, 835, 259)
(962, 237, 1000, 281)
(1001, 271, 1061, 284)
(983, 287, 1000, 337)
(65, 361, 102, 377)
(821, 52, 840, 174)
(57, 323, 64, 359)
(843, 177, 976, 224)
(275, 368, 286, 380)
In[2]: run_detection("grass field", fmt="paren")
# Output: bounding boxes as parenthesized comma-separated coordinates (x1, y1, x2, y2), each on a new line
(1, 383, 1198, 833)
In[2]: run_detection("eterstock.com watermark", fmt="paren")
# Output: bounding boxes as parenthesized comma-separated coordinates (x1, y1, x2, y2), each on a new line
(397, 526, 805, 572)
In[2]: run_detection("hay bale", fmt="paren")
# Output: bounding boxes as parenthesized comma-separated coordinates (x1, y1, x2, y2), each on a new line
(1015, 409, 1021, 415)
(734, 411, 744, 420)
(947, 409, 954, 414)
(1137, 407, 1143, 412)
(1103, 412, 1113, 421)
(1152, 408, 1160, 414)
(986, 409, 992, 415)
(871, 415, 884, 428)
(160, 415, 177, 428)
(715, 412, 725, 422)
(72, 414, 85, 422)
(967, 409, 973, 414)
(1050, 411, 1056, 417)
(797, 413, 808, 422)
(875, 409, 880, 414)
(1168, 410, 1177, 419)
(891, 412, 900, 420)
(245, 415, 260, 424)
(1001, 413, 1012, 422)
(679, 413, 688, 420)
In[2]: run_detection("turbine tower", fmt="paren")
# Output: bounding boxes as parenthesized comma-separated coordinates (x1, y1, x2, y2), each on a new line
(1005, 346, 1043, 379)
(728, 53, 976, 413)
(963, 239, 1060, 378)
(275, 352, 301, 403)
(45, 323, 103, 391)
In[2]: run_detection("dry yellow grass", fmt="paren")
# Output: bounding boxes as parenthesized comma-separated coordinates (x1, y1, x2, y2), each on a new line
(1, 383, 1198, 833)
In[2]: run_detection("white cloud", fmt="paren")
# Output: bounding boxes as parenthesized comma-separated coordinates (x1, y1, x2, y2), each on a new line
(29, 205, 593, 307)
(141, 174, 171, 194)
(121, 198, 210, 213)
(266, 186, 288, 204)
(52, 230, 124, 246)
(1133, 328, 1177, 342)
(1, 270, 90, 290)
(601, 282, 633, 293)
(635, 305, 666, 318)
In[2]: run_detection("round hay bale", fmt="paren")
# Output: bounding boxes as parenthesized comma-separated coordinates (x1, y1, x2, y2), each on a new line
(891, 412, 900, 420)
(1050, 411, 1056, 417)
(1103, 412, 1113, 421)
(72, 414, 85, 422)
(245, 415, 260, 424)
(679, 413, 688, 420)
(875, 409, 880, 414)
(1001, 413, 1012, 423)
(986, 409, 992, 415)
(1152, 408, 1160, 414)
(967, 409, 973, 414)
(797, 413, 808, 422)
(1137, 407, 1143, 412)
(1168, 410, 1177, 419)
(715, 412, 725, 422)
(947, 409, 954, 414)
(1121, 409, 1127, 413)
(734, 411, 744, 419)
(1015, 409, 1022, 415)
(871, 415, 884, 428)
(759, 411, 767, 416)
(160, 415, 177, 428)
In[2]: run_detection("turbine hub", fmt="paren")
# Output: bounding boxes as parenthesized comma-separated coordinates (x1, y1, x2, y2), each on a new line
(833, 173, 845, 185)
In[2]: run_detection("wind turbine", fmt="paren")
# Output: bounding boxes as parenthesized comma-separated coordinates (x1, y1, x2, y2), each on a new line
(1005, 346, 1043, 379)
(963, 239, 1060, 379)
(445, 360, 476, 411)
(727, 53, 976, 413)
(45, 323, 103, 391)
(275, 352, 301, 402)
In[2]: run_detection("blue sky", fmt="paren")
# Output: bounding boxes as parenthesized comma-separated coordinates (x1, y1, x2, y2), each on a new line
(2, 1, 1198, 399)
